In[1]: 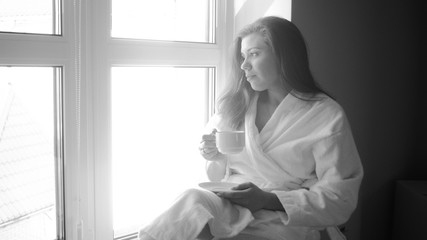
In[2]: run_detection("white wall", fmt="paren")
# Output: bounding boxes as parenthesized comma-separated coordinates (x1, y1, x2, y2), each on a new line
(233, 0, 292, 34)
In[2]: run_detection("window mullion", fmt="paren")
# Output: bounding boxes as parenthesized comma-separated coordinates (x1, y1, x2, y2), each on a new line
(91, 0, 113, 239)
(109, 42, 221, 66)
(0, 36, 68, 65)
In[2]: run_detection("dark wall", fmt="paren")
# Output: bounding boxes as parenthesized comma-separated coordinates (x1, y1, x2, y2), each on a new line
(413, 0, 427, 179)
(292, 0, 425, 239)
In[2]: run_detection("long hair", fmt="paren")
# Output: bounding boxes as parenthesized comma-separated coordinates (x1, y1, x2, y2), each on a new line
(217, 16, 330, 130)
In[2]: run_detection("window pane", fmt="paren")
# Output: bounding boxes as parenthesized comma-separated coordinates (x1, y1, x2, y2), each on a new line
(0, 67, 63, 240)
(111, 67, 212, 238)
(0, 0, 61, 35)
(112, 0, 215, 43)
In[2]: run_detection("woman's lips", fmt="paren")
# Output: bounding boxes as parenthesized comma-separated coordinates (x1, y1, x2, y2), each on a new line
(246, 75, 255, 81)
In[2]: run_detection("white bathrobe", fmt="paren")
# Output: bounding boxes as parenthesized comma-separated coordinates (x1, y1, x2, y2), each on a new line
(139, 93, 363, 240)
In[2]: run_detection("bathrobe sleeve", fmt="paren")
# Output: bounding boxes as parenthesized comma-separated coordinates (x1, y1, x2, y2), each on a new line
(272, 111, 364, 227)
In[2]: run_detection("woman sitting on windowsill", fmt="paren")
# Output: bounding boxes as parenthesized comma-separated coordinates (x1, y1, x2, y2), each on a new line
(138, 16, 363, 240)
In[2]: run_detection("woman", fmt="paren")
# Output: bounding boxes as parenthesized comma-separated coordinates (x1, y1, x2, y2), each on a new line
(139, 16, 363, 240)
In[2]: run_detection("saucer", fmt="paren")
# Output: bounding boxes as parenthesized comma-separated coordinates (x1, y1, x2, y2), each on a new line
(198, 182, 239, 192)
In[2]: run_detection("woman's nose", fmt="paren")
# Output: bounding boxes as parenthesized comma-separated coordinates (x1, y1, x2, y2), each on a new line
(240, 58, 251, 70)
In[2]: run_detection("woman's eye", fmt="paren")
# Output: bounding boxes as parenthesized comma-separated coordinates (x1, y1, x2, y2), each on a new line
(250, 52, 259, 57)
(240, 51, 258, 61)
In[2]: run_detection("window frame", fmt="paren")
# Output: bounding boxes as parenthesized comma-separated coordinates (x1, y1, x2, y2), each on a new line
(0, 1, 82, 240)
(90, 0, 234, 240)
(0, 0, 235, 239)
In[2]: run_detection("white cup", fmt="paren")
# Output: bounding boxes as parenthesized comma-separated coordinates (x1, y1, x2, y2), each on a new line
(216, 131, 245, 154)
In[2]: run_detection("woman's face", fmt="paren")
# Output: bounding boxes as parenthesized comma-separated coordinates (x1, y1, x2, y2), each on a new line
(240, 32, 282, 92)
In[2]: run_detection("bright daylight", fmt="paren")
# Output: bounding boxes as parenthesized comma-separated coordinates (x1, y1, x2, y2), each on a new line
(0, 67, 56, 240)
(111, 67, 211, 236)
(110, 0, 214, 237)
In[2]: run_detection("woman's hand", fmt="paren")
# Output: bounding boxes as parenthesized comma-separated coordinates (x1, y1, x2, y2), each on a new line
(199, 129, 224, 161)
(216, 182, 285, 213)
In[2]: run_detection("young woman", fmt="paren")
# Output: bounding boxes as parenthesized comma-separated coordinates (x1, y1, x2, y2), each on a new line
(139, 16, 363, 240)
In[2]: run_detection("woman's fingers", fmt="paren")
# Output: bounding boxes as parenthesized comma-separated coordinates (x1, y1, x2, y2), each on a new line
(199, 129, 219, 160)
(199, 142, 219, 160)
(200, 146, 216, 155)
(217, 183, 253, 198)
(199, 139, 216, 153)
(232, 182, 253, 190)
(200, 139, 216, 148)
(216, 182, 266, 213)
(201, 133, 216, 142)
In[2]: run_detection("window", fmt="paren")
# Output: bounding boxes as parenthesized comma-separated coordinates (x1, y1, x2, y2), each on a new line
(0, 1, 75, 240)
(93, 0, 231, 238)
(1, 0, 232, 240)
(103, 1, 224, 239)
(0, 0, 61, 35)
(112, 0, 215, 43)
(0, 67, 63, 240)
(0, 0, 294, 239)
(111, 67, 214, 237)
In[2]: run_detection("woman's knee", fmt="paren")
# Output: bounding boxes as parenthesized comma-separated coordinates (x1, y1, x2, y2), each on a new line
(175, 188, 223, 209)
(180, 188, 214, 202)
